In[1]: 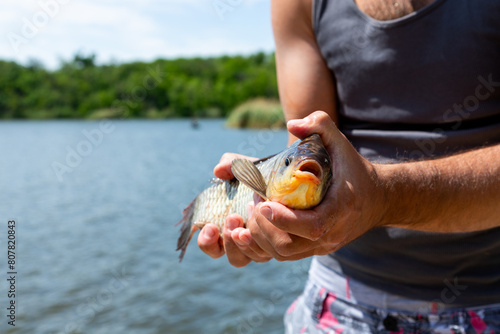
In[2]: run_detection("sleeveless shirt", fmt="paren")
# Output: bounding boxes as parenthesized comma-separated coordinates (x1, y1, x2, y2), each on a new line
(313, 0, 500, 305)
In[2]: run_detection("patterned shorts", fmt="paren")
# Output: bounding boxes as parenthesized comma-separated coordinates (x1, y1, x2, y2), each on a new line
(284, 280, 500, 334)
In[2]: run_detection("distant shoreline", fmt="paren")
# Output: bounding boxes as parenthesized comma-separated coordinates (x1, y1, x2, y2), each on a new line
(0, 52, 279, 121)
(0, 98, 286, 129)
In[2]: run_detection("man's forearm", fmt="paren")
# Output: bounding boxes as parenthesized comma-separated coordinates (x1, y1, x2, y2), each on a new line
(376, 143, 500, 232)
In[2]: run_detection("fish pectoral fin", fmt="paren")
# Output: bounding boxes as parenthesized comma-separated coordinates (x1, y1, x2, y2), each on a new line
(231, 159, 269, 201)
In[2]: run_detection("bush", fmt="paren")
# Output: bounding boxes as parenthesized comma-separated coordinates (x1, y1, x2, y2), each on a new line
(226, 98, 285, 129)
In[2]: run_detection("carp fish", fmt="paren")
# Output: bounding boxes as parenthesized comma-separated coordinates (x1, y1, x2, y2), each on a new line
(176, 134, 332, 261)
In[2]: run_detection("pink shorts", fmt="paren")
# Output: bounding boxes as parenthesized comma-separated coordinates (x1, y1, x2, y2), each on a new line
(284, 278, 500, 334)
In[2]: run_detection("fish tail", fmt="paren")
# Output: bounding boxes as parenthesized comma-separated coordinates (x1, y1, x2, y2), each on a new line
(176, 197, 198, 262)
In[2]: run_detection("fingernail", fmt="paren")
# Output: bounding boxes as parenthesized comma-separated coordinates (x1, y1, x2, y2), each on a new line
(288, 116, 311, 127)
(288, 119, 305, 127)
(203, 227, 215, 239)
(226, 218, 239, 232)
(239, 233, 251, 246)
(260, 205, 273, 222)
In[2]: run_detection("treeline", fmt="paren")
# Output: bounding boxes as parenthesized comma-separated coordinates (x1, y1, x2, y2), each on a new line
(0, 52, 279, 119)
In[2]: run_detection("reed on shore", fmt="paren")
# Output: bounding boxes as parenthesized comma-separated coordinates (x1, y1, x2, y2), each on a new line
(226, 98, 285, 129)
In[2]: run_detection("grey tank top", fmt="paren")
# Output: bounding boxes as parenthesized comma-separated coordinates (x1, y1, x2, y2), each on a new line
(313, 0, 500, 305)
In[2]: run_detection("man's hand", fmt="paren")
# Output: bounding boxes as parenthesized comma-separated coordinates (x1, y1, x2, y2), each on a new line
(232, 111, 385, 261)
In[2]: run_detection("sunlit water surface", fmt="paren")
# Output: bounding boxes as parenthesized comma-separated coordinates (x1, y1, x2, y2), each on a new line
(0, 119, 311, 334)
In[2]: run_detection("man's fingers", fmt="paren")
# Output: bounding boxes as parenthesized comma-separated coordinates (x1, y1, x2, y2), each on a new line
(223, 215, 252, 267)
(213, 153, 258, 180)
(287, 110, 341, 148)
(255, 202, 330, 241)
(231, 228, 272, 263)
(197, 224, 225, 259)
(213, 153, 236, 180)
(246, 211, 319, 259)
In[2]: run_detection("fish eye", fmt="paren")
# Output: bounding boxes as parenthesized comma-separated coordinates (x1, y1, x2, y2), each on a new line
(284, 157, 291, 166)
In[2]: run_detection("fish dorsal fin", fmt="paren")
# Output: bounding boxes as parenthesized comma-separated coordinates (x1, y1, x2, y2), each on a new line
(231, 159, 269, 201)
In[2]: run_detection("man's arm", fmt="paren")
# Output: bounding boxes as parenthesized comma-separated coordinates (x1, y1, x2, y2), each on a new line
(272, 0, 337, 142)
(378, 144, 500, 233)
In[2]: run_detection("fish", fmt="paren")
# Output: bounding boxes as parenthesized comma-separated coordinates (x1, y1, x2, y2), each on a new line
(176, 134, 332, 261)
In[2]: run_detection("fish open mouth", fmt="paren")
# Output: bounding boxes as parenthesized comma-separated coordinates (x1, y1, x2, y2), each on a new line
(293, 160, 322, 184)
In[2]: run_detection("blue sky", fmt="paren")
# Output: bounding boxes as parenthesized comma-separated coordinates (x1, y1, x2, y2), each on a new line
(1, 0, 274, 69)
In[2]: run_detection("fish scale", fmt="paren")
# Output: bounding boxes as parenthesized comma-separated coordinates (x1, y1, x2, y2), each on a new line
(191, 179, 253, 230)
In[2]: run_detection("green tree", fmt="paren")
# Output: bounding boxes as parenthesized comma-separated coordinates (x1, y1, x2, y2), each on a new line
(0, 52, 279, 119)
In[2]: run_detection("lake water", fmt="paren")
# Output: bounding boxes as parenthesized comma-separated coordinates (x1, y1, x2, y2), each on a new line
(0, 119, 311, 334)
